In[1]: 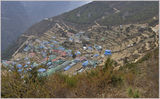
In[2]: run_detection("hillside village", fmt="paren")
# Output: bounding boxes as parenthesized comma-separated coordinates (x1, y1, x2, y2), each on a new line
(1, 1, 159, 98)
(2, 17, 159, 77)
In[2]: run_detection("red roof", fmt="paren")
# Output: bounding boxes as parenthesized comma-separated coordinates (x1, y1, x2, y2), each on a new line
(52, 59, 57, 62)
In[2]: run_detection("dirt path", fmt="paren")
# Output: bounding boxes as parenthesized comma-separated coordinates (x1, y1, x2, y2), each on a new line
(113, 8, 120, 13)
(12, 35, 35, 58)
(94, 20, 100, 26)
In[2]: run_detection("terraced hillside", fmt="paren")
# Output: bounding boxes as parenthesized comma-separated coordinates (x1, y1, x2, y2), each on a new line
(2, 1, 158, 60)
(7, 20, 158, 76)
(1, 1, 159, 98)
(2, 1, 159, 75)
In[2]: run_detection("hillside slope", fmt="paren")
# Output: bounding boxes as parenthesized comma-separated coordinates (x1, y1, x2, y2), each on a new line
(2, 1, 159, 59)
(62, 1, 158, 25)
(2, 47, 159, 98)
(1, 1, 159, 98)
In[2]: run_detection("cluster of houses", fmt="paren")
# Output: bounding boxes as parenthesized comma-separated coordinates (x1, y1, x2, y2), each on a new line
(2, 31, 112, 77)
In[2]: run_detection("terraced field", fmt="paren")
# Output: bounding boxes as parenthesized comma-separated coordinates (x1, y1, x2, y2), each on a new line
(11, 19, 158, 75)
(39, 20, 159, 68)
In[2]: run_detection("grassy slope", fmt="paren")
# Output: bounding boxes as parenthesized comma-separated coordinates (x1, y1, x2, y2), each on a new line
(99, 1, 159, 26)
(1, 47, 159, 98)
(63, 1, 159, 26)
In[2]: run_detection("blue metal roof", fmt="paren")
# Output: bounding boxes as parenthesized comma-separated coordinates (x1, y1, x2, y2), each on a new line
(82, 61, 89, 67)
(17, 64, 22, 68)
(64, 65, 71, 71)
(38, 68, 46, 72)
(104, 50, 112, 55)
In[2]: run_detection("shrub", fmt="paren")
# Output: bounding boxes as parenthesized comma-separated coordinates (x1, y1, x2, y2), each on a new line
(127, 88, 140, 98)
(65, 76, 77, 88)
(124, 62, 136, 69)
(103, 57, 113, 72)
(133, 90, 140, 98)
(1, 63, 50, 98)
(56, 73, 77, 88)
(125, 72, 135, 85)
(111, 74, 123, 86)
(89, 69, 98, 77)
(128, 88, 133, 97)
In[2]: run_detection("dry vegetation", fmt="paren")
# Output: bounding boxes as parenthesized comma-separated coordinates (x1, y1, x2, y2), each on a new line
(1, 48, 159, 98)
